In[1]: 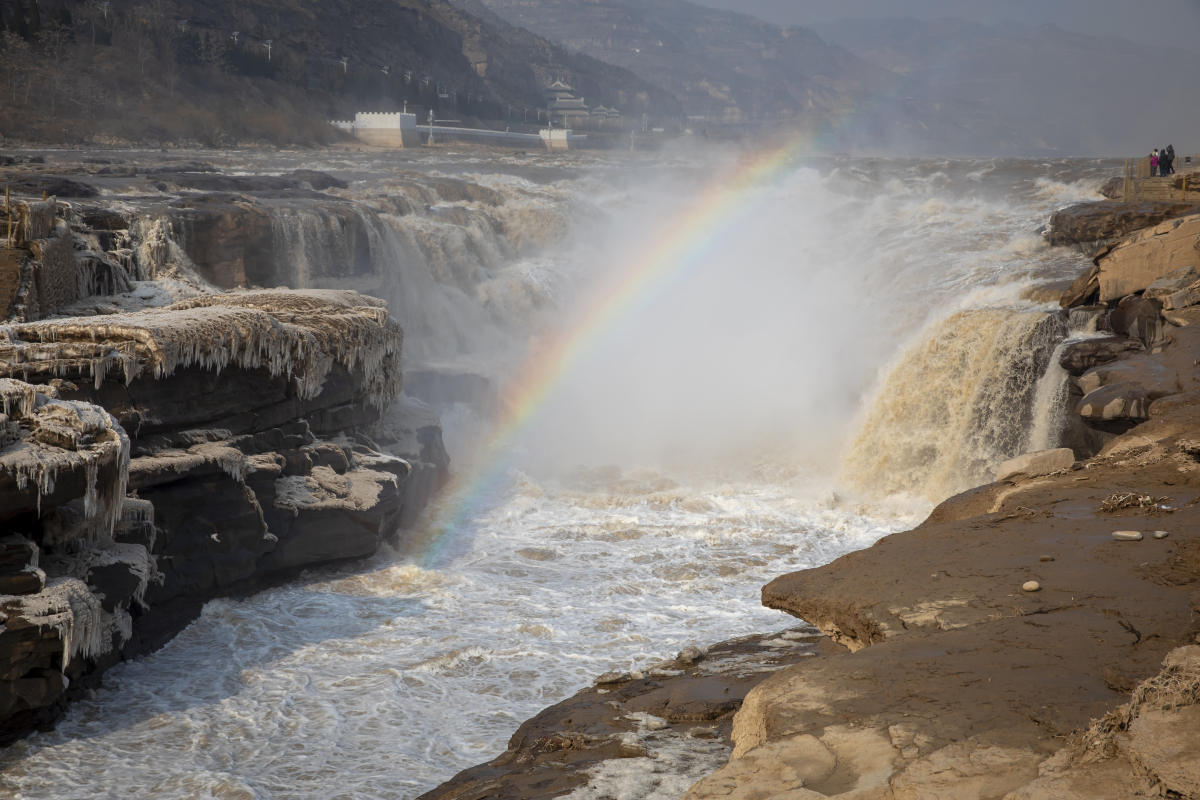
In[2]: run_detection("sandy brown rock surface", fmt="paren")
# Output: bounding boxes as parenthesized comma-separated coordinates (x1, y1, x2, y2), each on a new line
(719, 405, 1200, 799)
(417, 630, 843, 800)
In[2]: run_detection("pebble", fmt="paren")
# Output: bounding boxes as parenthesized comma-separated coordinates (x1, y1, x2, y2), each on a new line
(1023, 581, 1041, 592)
(1154, 531, 1170, 539)
(1112, 531, 1144, 541)
(1039, 555, 1055, 562)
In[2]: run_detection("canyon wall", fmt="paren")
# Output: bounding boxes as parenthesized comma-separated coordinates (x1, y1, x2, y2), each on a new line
(0, 289, 440, 743)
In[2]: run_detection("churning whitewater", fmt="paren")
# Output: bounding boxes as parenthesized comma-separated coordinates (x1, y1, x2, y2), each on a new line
(0, 152, 1108, 799)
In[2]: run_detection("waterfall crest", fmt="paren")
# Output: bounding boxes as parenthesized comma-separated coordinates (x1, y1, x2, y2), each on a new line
(842, 308, 1068, 501)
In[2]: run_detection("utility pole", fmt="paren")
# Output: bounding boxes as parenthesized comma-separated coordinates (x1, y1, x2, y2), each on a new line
(264, 39, 273, 60)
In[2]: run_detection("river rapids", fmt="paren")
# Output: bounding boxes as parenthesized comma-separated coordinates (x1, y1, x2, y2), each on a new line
(0, 148, 1113, 799)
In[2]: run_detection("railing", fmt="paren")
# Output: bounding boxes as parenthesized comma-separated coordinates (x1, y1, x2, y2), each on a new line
(422, 126, 543, 145)
(1119, 155, 1199, 202)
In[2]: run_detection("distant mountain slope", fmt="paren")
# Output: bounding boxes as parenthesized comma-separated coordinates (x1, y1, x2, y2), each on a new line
(0, 0, 677, 144)
(169, 0, 679, 115)
(812, 18, 1200, 156)
(455, 1, 1200, 155)
(456, 0, 896, 126)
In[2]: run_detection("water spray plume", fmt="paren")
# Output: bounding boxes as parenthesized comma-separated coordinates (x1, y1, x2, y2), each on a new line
(411, 134, 819, 566)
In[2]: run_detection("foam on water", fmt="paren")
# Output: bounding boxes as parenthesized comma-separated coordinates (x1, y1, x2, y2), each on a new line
(0, 153, 1116, 799)
(0, 468, 907, 800)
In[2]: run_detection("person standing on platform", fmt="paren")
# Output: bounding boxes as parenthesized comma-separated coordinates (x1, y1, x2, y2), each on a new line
(1151, 149, 1159, 177)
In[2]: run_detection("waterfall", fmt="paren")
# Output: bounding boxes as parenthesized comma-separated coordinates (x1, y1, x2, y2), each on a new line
(257, 179, 582, 366)
(842, 308, 1068, 501)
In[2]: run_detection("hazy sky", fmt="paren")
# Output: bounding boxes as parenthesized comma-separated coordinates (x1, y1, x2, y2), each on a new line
(690, 0, 1200, 53)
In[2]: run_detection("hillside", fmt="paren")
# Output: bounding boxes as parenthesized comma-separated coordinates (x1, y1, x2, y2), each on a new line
(0, 0, 678, 145)
(457, 0, 894, 129)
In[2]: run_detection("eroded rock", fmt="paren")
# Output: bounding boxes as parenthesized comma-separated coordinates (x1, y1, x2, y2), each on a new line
(996, 448, 1075, 481)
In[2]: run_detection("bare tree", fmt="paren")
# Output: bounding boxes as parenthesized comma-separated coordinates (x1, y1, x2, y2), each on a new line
(0, 30, 33, 104)
(77, 0, 103, 49)
(36, 20, 68, 64)
(134, 31, 152, 75)
(162, 49, 181, 97)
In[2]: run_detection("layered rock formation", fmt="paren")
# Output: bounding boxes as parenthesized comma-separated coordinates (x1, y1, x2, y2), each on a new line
(1045, 200, 1199, 257)
(0, 289, 444, 743)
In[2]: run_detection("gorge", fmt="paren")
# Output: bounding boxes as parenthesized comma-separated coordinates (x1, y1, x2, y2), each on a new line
(0, 146, 1197, 800)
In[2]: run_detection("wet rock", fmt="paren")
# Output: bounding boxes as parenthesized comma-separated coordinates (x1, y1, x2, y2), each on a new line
(1107, 295, 1164, 347)
(1023, 581, 1041, 592)
(290, 169, 349, 191)
(996, 448, 1075, 481)
(1059, 265, 1100, 309)
(594, 671, 630, 685)
(1111, 531, 1143, 541)
(1, 177, 99, 197)
(1154, 531, 1170, 539)
(1058, 336, 1144, 376)
(1077, 383, 1149, 428)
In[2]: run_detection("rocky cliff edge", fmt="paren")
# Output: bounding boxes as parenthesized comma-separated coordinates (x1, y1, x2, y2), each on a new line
(0, 289, 447, 743)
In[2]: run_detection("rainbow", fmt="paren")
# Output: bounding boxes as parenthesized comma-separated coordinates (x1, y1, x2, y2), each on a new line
(410, 133, 820, 566)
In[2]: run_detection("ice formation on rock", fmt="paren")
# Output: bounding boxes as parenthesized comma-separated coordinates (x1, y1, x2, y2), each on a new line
(0, 289, 403, 409)
(0, 379, 130, 536)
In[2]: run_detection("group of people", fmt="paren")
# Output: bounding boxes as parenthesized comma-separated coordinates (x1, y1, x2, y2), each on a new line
(1151, 145, 1177, 177)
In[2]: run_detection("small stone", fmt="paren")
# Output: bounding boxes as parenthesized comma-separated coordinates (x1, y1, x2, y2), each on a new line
(1154, 531, 1170, 539)
(628, 670, 645, 680)
(1039, 555, 1055, 562)
(1112, 531, 1144, 541)
(594, 671, 630, 685)
(1023, 581, 1041, 592)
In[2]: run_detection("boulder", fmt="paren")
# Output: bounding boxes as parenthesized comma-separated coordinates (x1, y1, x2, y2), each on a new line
(1059, 266, 1100, 309)
(1095, 213, 1200, 302)
(996, 448, 1075, 482)
(1097, 177, 1123, 200)
(1046, 201, 1198, 255)
(1163, 306, 1200, 327)
(1076, 383, 1149, 425)
(1057, 336, 1144, 376)
(1106, 295, 1164, 347)
(1143, 265, 1200, 299)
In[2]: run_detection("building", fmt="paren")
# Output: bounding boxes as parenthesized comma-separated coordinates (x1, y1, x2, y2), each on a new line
(544, 79, 592, 129)
(329, 112, 421, 148)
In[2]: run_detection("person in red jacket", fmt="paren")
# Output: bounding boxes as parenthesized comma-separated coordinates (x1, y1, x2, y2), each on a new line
(1151, 149, 1159, 177)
